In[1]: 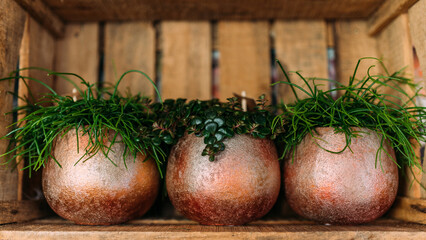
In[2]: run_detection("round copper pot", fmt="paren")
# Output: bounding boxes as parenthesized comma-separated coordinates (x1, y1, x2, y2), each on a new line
(284, 127, 398, 224)
(42, 130, 160, 225)
(166, 134, 281, 225)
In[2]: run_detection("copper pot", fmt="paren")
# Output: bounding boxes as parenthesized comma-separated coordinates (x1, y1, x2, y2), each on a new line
(42, 129, 159, 225)
(166, 133, 281, 225)
(284, 127, 398, 224)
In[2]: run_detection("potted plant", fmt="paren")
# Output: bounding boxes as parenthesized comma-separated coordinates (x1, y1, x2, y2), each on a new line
(1, 69, 165, 225)
(273, 58, 426, 224)
(154, 97, 284, 225)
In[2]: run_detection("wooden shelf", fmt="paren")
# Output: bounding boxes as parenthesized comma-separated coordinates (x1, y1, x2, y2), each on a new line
(0, 217, 425, 239)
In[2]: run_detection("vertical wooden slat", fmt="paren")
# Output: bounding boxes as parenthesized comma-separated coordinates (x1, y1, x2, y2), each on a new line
(408, 0, 426, 199)
(273, 20, 328, 104)
(19, 16, 55, 201)
(218, 21, 270, 101)
(335, 21, 380, 88)
(0, 0, 26, 202)
(55, 23, 99, 96)
(162, 22, 211, 100)
(104, 22, 155, 97)
(376, 14, 420, 199)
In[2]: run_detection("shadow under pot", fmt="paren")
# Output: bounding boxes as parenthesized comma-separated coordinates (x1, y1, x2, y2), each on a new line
(166, 133, 281, 225)
(284, 127, 398, 225)
(42, 129, 160, 225)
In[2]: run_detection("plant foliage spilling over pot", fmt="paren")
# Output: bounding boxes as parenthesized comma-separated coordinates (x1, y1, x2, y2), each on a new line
(161, 97, 284, 225)
(273, 57, 426, 224)
(0, 69, 167, 225)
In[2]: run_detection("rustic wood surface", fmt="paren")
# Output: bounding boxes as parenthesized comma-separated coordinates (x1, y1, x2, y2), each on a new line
(273, 20, 328, 104)
(14, 0, 64, 37)
(0, 200, 50, 224)
(388, 197, 426, 224)
(104, 22, 155, 98)
(376, 14, 415, 102)
(218, 21, 270, 101)
(161, 21, 211, 100)
(41, 0, 385, 22)
(334, 21, 380, 90)
(368, 0, 419, 36)
(0, 0, 26, 202)
(0, 217, 425, 239)
(54, 23, 99, 96)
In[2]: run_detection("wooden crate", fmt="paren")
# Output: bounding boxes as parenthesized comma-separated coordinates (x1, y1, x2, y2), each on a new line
(1, 0, 425, 238)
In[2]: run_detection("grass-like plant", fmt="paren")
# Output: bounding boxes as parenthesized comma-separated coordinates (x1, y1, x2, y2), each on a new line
(0, 68, 167, 177)
(273, 57, 425, 183)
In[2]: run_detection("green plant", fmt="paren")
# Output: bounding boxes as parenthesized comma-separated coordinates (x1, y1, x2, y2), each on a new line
(0, 68, 167, 177)
(273, 57, 425, 181)
(150, 96, 284, 161)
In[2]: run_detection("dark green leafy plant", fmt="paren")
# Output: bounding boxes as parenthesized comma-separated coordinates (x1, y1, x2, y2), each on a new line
(273, 57, 426, 181)
(150, 96, 284, 161)
(0, 68, 167, 177)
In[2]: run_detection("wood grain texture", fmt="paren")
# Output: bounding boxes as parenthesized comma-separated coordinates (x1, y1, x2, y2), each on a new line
(41, 0, 385, 21)
(54, 23, 99, 96)
(368, 0, 419, 36)
(14, 0, 65, 37)
(409, 0, 426, 93)
(218, 21, 270, 101)
(0, 0, 26, 202)
(18, 16, 55, 203)
(104, 22, 155, 97)
(0, 218, 425, 239)
(161, 22, 211, 100)
(376, 14, 415, 100)
(388, 197, 426, 224)
(335, 21, 380, 88)
(273, 20, 328, 104)
(0, 200, 50, 224)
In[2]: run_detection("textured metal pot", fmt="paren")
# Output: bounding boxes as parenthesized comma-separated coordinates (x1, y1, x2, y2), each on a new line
(166, 134, 281, 225)
(42, 130, 159, 225)
(284, 127, 398, 224)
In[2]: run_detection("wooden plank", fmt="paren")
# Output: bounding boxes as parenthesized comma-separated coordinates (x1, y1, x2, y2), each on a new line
(368, 0, 419, 36)
(0, 0, 26, 202)
(388, 197, 426, 224)
(218, 21, 270, 101)
(104, 22, 155, 97)
(161, 22, 211, 100)
(334, 21, 380, 89)
(408, 0, 426, 199)
(273, 20, 328, 104)
(0, 218, 425, 239)
(14, 0, 65, 38)
(54, 23, 99, 96)
(409, 0, 426, 90)
(42, 0, 385, 21)
(18, 16, 55, 203)
(0, 200, 50, 224)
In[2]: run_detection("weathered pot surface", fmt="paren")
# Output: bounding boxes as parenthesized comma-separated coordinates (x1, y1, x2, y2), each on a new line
(166, 133, 281, 225)
(43, 130, 159, 225)
(284, 127, 398, 225)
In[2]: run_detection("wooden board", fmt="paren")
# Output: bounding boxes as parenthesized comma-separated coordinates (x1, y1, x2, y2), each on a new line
(0, 218, 425, 239)
(273, 20, 328, 104)
(104, 22, 155, 97)
(334, 21, 380, 88)
(14, 0, 64, 37)
(388, 197, 426, 224)
(0, 200, 50, 224)
(18, 16, 55, 203)
(54, 23, 99, 97)
(218, 21, 270, 101)
(161, 21, 211, 100)
(409, 0, 426, 89)
(368, 0, 419, 36)
(0, 0, 26, 202)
